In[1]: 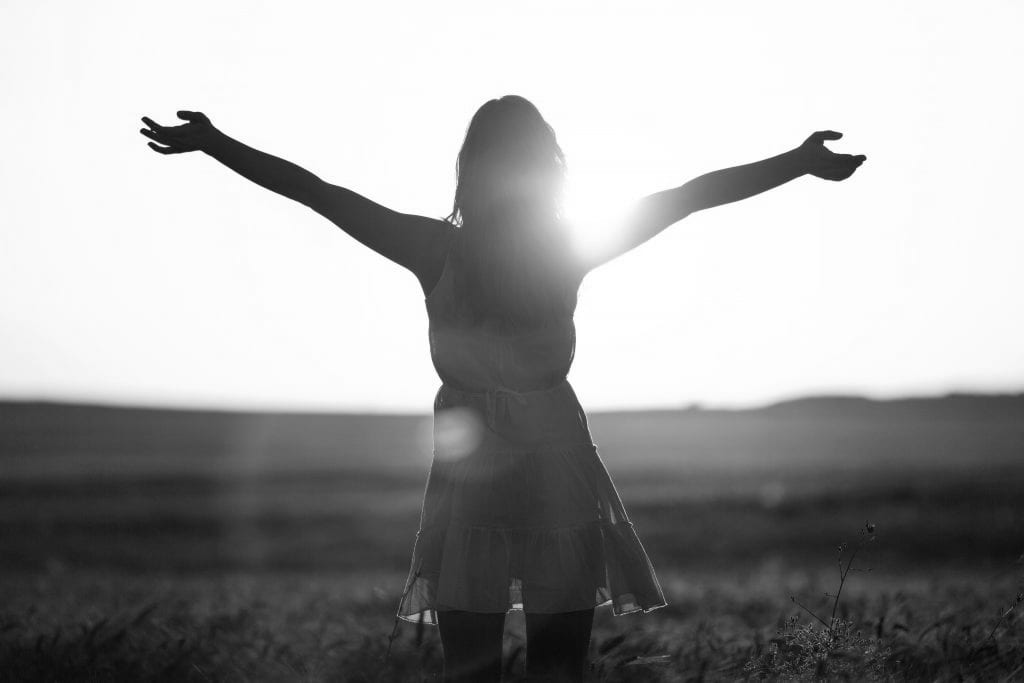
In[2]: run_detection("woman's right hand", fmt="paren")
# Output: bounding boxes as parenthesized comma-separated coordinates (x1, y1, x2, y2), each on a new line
(796, 130, 866, 181)
(140, 111, 217, 154)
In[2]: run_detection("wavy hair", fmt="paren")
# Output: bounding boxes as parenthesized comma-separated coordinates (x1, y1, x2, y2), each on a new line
(446, 96, 576, 328)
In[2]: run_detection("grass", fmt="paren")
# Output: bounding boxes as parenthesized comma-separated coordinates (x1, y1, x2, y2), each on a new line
(1, 560, 1022, 681)
(2, 476, 1023, 681)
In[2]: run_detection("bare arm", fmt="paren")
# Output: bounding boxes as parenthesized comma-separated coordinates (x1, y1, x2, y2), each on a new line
(580, 131, 866, 273)
(140, 111, 451, 294)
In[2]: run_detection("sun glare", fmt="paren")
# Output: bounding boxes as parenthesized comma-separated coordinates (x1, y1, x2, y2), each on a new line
(563, 172, 634, 263)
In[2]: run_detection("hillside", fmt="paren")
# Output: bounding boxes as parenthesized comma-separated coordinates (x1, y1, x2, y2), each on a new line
(1, 393, 1021, 481)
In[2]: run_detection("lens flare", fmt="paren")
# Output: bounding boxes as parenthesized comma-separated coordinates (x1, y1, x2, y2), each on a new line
(433, 407, 484, 461)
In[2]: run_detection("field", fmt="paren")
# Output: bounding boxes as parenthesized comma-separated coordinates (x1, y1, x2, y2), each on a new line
(1, 395, 1022, 681)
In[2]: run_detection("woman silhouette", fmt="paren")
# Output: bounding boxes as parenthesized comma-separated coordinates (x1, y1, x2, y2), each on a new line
(141, 96, 864, 682)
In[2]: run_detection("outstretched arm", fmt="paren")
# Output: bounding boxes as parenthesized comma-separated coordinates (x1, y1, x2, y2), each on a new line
(140, 111, 451, 293)
(579, 131, 866, 273)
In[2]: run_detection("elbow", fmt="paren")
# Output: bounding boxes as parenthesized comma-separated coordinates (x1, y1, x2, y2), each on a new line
(297, 179, 329, 211)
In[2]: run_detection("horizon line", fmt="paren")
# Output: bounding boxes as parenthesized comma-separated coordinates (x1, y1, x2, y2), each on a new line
(2, 386, 1022, 417)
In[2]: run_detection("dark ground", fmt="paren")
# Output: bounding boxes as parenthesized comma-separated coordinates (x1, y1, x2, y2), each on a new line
(1, 394, 1022, 680)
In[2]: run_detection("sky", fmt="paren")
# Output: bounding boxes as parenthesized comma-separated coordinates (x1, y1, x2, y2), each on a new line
(1, 1, 1022, 413)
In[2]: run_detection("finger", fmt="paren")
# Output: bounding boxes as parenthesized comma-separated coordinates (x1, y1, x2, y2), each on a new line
(141, 116, 166, 132)
(843, 154, 866, 169)
(139, 127, 165, 143)
(827, 161, 861, 180)
(177, 110, 202, 122)
(808, 130, 843, 145)
(827, 153, 863, 168)
(142, 124, 191, 146)
(147, 141, 180, 154)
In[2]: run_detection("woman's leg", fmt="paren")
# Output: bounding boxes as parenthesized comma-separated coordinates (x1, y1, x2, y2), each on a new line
(436, 610, 506, 683)
(524, 609, 595, 682)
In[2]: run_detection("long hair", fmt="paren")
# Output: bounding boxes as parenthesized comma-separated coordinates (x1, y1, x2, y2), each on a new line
(446, 95, 577, 329)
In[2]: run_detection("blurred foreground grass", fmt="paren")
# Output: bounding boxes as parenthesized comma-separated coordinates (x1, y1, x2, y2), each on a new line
(1, 564, 1021, 681)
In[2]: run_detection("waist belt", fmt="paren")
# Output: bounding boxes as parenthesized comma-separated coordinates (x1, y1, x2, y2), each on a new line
(441, 380, 569, 431)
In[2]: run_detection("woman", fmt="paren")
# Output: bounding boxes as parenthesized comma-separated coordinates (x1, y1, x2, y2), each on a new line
(140, 96, 865, 682)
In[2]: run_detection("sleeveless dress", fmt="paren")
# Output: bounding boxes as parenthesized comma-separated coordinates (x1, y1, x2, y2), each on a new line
(396, 249, 667, 624)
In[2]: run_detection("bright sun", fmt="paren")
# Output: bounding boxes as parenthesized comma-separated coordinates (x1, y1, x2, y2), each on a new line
(562, 172, 634, 263)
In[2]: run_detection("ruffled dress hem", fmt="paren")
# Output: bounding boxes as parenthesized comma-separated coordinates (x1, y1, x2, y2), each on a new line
(396, 516, 668, 626)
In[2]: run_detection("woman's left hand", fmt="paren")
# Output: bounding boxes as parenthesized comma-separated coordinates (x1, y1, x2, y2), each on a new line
(797, 131, 866, 181)
(140, 111, 217, 155)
